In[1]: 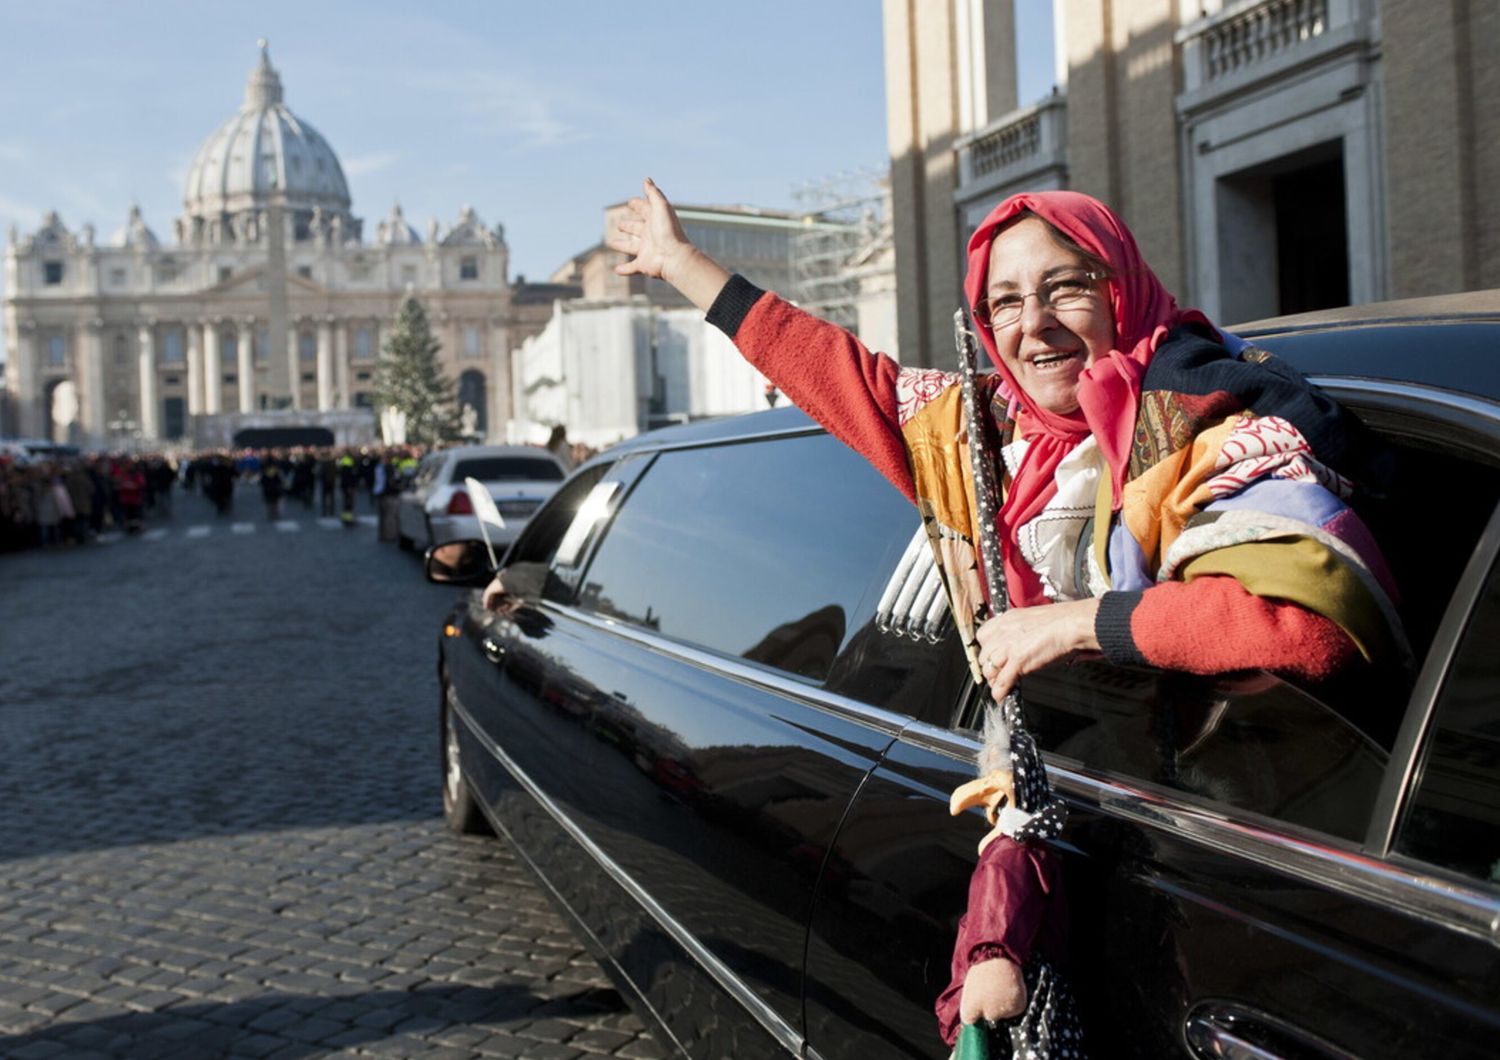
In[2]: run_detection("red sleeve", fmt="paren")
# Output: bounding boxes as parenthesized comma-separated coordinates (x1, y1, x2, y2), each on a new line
(933, 838, 1057, 1047)
(710, 276, 916, 502)
(1096, 575, 1359, 680)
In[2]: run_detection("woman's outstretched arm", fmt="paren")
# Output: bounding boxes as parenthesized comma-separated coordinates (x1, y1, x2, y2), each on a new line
(607, 178, 914, 498)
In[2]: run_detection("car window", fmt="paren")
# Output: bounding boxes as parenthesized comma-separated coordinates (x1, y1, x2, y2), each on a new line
(413, 454, 445, 488)
(574, 433, 916, 683)
(1394, 551, 1500, 888)
(451, 456, 564, 483)
(978, 660, 1390, 843)
(504, 461, 611, 571)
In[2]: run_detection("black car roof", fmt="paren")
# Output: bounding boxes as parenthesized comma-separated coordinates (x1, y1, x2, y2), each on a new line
(591, 290, 1500, 464)
(599, 405, 818, 459)
(1234, 289, 1500, 402)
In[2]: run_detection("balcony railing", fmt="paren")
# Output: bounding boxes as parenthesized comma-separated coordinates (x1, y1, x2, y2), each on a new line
(1178, 0, 1368, 94)
(1206, 0, 1327, 78)
(955, 93, 1068, 196)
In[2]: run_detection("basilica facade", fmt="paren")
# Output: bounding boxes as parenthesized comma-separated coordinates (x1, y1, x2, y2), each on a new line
(3, 43, 516, 449)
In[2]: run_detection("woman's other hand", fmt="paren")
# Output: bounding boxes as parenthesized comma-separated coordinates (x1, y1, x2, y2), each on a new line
(606, 179, 730, 311)
(960, 956, 1027, 1023)
(976, 597, 1101, 700)
(482, 573, 518, 614)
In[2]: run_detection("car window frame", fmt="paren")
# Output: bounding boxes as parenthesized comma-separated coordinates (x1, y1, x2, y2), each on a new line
(538, 452, 656, 602)
(556, 424, 931, 689)
(1309, 381, 1500, 858)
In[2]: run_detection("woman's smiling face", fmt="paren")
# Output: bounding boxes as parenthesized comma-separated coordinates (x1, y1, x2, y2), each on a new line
(983, 215, 1116, 415)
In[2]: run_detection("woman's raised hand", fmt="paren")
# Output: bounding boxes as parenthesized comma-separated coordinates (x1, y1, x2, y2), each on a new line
(606, 179, 731, 312)
(608, 178, 687, 282)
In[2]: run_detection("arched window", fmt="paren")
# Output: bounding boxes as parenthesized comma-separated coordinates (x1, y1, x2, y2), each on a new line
(299, 332, 316, 361)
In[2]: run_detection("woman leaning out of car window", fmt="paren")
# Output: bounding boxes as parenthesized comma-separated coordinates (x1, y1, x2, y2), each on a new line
(478, 178, 1406, 1054)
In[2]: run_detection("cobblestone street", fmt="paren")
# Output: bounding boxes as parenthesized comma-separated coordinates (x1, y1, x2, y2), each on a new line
(0, 490, 667, 1059)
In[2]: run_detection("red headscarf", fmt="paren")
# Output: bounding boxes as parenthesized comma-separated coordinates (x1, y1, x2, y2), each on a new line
(962, 191, 1215, 606)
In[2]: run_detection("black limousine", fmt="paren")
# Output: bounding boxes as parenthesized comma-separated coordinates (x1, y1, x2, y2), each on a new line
(429, 291, 1500, 1059)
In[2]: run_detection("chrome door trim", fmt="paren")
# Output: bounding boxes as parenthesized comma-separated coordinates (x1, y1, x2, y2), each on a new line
(1312, 377, 1500, 451)
(542, 602, 914, 739)
(1065, 767, 1500, 948)
(1311, 377, 1500, 420)
(830, 715, 1500, 949)
(447, 694, 806, 1057)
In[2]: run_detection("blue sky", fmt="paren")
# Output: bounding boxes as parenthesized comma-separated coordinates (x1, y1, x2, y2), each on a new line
(0, 1, 892, 284)
(0, 2, 1056, 311)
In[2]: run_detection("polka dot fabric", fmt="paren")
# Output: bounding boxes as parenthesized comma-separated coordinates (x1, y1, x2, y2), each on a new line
(952, 310, 1086, 1058)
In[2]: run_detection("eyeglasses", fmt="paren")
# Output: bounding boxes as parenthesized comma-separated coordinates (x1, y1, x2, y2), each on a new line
(975, 270, 1109, 330)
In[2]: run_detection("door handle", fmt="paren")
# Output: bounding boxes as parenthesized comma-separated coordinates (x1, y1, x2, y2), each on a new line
(482, 636, 505, 663)
(1185, 1003, 1356, 1060)
(1185, 1016, 1281, 1060)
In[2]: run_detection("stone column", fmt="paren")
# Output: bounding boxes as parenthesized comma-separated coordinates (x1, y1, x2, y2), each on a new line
(203, 321, 222, 414)
(236, 320, 255, 412)
(316, 318, 334, 410)
(334, 322, 351, 410)
(81, 320, 107, 441)
(11, 322, 41, 438)
(186, 323, 204, 415)
(137, 322, 160, 440)
(287, 326, 302, 410)
(488, 320, 510, 442)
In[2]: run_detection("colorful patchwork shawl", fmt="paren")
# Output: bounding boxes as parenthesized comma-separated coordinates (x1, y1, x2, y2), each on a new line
(896, 328, 1406, 685)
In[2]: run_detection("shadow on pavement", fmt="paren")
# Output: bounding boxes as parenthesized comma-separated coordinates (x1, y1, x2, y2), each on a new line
(0, 980, 628, 1058)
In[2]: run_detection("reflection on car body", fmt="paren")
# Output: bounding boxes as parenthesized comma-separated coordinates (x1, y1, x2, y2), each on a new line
(432, 292, 1500, 1058)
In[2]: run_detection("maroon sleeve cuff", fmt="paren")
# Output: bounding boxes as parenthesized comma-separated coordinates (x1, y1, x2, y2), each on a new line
(705, 273, 766, 338)
(967, 942, 1017, 966)
(1096, 590, 1148, 667)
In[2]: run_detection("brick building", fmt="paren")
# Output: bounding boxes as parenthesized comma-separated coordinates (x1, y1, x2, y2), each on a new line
(884, 0, 1500, 365)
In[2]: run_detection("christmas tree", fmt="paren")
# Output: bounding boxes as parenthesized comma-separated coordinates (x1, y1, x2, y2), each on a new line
(374, 296, 460, 445)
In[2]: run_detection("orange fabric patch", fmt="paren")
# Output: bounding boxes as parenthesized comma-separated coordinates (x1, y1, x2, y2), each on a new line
(1120, 415, 1237, 568)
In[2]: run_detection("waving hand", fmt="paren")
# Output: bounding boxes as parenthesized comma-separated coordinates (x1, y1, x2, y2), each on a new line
(605, 178, 730, 311)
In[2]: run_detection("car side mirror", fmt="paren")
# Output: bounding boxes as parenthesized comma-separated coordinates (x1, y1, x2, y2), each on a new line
(425, 540, 493, 586)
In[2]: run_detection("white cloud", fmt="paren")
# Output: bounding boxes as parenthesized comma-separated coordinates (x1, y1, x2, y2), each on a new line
(405, 69, 580, 149)
(343, 150, 402, 177)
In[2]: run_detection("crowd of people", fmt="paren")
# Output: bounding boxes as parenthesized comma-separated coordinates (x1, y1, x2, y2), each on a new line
(0, 445, 421, 553)
(0, 453, 176, 552)
(181, 446, 423, 524)
(3, 427, 606, 556)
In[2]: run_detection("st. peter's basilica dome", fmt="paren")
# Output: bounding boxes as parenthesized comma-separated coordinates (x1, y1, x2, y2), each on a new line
(180, 41, 354, 242)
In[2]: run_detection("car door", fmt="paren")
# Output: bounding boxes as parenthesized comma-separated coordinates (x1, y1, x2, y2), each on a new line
(803, 397, 1500, 1059)
(464, 429, 947, 1056)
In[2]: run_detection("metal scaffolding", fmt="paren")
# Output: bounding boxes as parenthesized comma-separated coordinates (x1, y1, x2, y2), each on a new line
(790, 169, 889, 335)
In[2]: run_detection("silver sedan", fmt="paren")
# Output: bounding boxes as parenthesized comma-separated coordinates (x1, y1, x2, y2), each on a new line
(396, 445, 568, 552)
